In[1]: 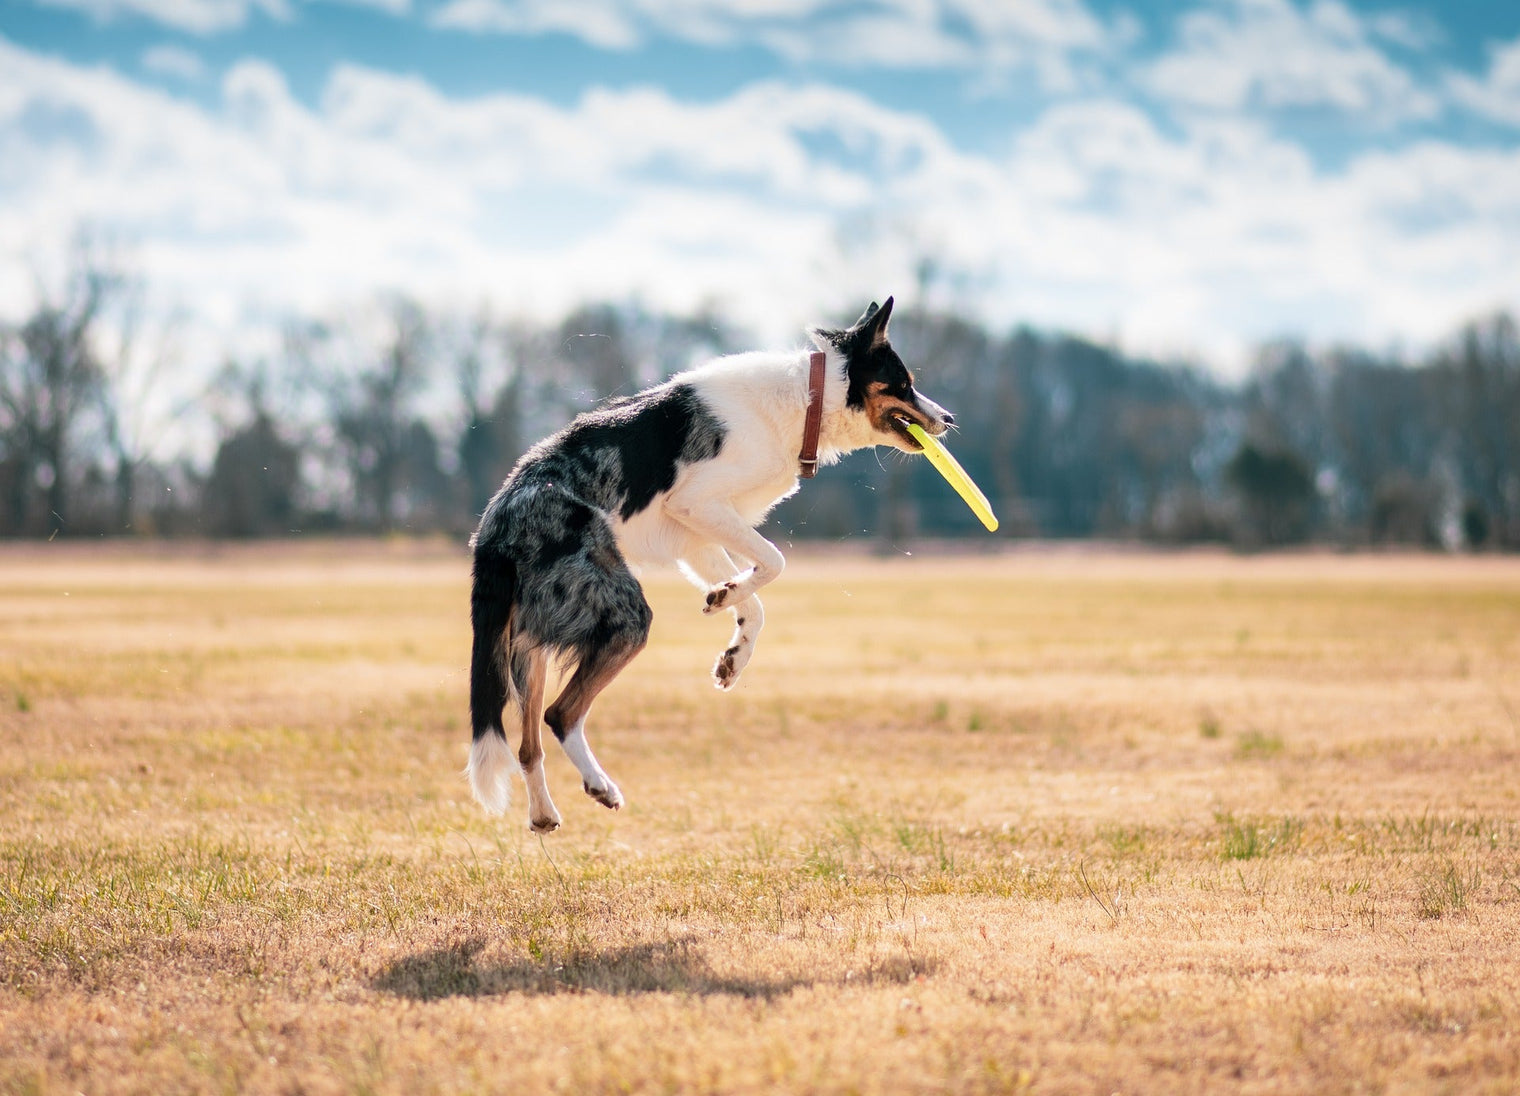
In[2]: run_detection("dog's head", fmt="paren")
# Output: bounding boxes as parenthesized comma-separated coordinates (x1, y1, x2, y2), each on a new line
(811, 297, 954, 453)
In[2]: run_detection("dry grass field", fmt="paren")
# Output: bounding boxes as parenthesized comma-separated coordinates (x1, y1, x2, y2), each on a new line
(3, 541, 1520, 1094)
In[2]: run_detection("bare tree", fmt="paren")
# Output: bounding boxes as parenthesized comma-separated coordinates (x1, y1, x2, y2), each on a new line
(1435, 313, 1520, 547)
(202, 360, 307, 537)
(555, 304, 641, 409)
(311, 297, 438, 532)
(1243, 341, 1328, 465)
(1322, 350, 1441, 541)
(0, 244, 123, 535)
(451, 311, 526, 521)
(93, 281, 189, 534)
(204, 412, 302, 537)
(1226, 443, 1316, 547)
(548, 301, 741, 418)
(0, 328, 25, 533)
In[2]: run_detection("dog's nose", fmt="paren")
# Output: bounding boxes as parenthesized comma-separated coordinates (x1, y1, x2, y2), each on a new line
(942, 411, 956, 427)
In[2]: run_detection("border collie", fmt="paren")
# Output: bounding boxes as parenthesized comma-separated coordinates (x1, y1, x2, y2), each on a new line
(468, 297, 953, 832)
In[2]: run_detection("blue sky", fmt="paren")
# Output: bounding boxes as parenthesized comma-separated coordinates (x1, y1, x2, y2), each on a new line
(2, 0, 1519, 373)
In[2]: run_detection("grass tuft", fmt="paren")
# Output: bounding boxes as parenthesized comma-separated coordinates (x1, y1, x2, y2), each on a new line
(1234, 728, 1284, 759)
(1217, 813, 1304, 860)
(1417, 859, 1478, 920)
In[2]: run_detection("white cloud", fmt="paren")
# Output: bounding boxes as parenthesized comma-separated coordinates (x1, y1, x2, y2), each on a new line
(36, 0, 1118, 72)
(1448, 34, 1520, 128)
(427, 0, 1118, 90)
(141, 43, 207, 80)
(429, 0, 636, 48)
(36, 0, 289, 34)
(317, 0, 410, 13)
(1364, 9, 1441, 52)
(1144, 0, 1439, 125)
(34, 0, 405, 32)
(1, 35, 1517, 384)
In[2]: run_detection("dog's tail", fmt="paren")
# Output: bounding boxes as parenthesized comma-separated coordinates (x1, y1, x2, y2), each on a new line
(468, 546, 524, 815)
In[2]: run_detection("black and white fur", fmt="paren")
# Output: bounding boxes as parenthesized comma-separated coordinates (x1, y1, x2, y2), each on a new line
(468, 297, 953, 832)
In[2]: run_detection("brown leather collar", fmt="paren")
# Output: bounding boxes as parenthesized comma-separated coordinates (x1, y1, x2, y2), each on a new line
(798, 350, 826, 479)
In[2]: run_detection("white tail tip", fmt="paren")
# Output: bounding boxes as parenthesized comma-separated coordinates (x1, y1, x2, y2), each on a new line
(467, 733, 514, 815)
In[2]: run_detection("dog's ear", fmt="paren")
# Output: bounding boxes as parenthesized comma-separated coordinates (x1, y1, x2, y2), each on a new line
(809, 297, 895, 352)
(807, 323, 839, 351)
(855, 296, 893, 347)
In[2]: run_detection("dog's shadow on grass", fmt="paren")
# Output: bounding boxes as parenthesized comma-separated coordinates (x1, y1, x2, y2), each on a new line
(373, 936, 929, 1001)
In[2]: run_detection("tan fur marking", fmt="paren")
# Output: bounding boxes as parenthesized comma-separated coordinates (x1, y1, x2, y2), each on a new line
(516, 647, 548, 769)
(545, 636, 647, 739)
(863, 381, 926, 435)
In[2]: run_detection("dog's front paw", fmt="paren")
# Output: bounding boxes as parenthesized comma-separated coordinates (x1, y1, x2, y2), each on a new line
(703, 581, 740, 614)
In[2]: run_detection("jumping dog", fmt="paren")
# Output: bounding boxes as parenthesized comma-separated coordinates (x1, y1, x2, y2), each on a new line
(468, 297, 953, 831)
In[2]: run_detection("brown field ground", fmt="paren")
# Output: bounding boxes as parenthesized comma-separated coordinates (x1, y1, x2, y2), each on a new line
(2, 541, 1520, 1094)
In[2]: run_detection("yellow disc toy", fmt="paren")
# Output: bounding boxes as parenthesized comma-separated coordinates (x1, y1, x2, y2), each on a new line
(902, 421, 999, 532)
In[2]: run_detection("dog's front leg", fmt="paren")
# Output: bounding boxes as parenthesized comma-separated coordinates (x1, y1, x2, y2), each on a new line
(679, 543, 764, 689)
(665, 497, 785, 615)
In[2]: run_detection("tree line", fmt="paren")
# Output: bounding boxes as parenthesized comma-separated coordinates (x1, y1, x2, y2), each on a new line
(1, 250, 1516, 549)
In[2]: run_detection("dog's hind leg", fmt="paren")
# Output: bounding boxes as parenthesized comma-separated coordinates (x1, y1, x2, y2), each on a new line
(545, 634, 645, 810)
(514, 645, 561, 833)
(679, 543, 763, 690)
(543, 551, 652, 811)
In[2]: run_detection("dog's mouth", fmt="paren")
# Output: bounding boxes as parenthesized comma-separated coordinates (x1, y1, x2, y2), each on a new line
(889, 414, 925, 451)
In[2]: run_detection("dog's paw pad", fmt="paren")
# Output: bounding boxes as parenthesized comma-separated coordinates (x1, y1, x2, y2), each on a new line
(703, 582, 739, 614)
(584, 781, 624, 810)
(713, 646, 741, 690)
(529, 814, 561, 834)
